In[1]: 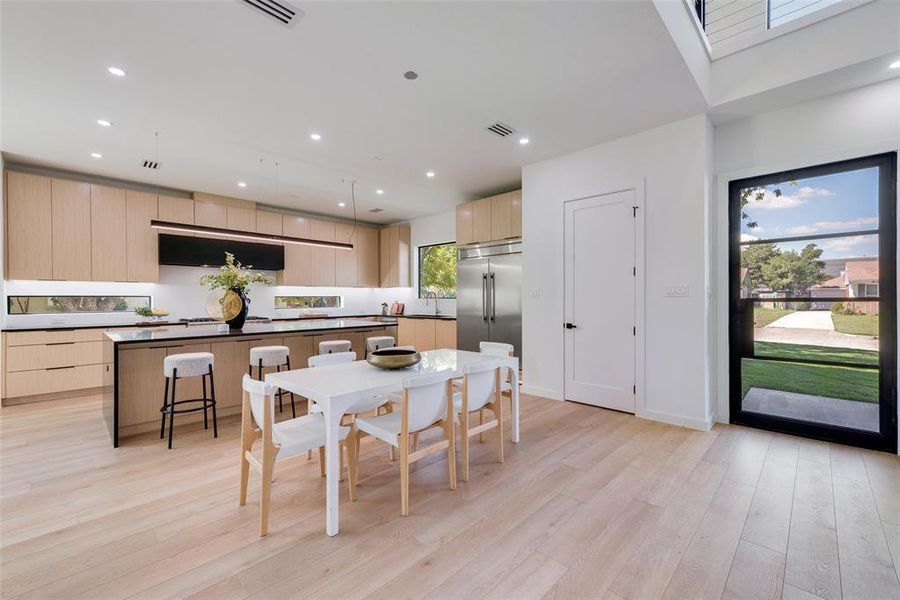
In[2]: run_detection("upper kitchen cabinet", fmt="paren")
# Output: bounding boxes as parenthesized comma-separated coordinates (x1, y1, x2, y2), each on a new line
(335, 222, 358, 287)
(226, 206, 256, 232)
(380, 223, 410, 287)
(256, 210, 283, 236)
(356, 226, 380, 287)
(90, 184, 128, 281)
(6, 171, 53, 280)
(278, 214, 312, 286)
(454, 189, 522, 246)
(309, 219, 336, 287)
(158, 195, 194, 229)
(51, 178, 92, 281)
(125, 190, 159, 282)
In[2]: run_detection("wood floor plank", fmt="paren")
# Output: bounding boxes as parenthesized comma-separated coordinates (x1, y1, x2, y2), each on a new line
(784, 458, 842, 600)
(883, 520, 900, 582)
(482, 551, 568, 600)
(782, 582, 826, 600)
(741, 453, 798, 553)
(722, 540, 785, 600)
(863, 450, 900, 525)
(832, 475, 900, 599)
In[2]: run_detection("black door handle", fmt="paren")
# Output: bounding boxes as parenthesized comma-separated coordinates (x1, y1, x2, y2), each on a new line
(565, 323, 577, 329)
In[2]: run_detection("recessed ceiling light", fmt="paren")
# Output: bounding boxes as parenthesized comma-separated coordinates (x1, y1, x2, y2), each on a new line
(96, 119, 112, 127)
(890, 59, 900, 69)
(90, 152, 102, 159)
(519, 137, 530, 145)
(107, 66, 126, 77)
(376, 189, 384, 195)
(426, 171, 435, 178)
(404, 71, 418, 80)
(338, 202, 346, 207)
(237, 182, 247, 188)
(310, 132, 322, 141)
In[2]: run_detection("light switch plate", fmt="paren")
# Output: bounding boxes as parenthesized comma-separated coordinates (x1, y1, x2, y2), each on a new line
(664, 285, 690, 297)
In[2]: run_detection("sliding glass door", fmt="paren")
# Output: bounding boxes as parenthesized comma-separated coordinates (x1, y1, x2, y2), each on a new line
(729, 153, 897, 452)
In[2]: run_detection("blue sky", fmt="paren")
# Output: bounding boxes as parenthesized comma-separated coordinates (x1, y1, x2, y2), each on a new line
(740, 166, 880, 260)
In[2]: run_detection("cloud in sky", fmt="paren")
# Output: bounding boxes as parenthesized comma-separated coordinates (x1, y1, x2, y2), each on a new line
(745, 186, 834, 211)
(740, 233, 760, 242)
(780, 216, 878, 236)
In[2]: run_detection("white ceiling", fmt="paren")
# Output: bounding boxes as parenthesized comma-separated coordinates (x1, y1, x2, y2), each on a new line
(1, 0, 706, 224)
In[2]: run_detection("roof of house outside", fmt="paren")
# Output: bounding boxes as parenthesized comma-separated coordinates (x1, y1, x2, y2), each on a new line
(811, 274, 846, 289)
(845, 259, 879, 284)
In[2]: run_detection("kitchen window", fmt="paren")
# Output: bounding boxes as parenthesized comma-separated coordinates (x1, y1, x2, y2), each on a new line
(274, 295, 343, 309)
(418, 242, 457, 299)
(7, 295, 151, 315)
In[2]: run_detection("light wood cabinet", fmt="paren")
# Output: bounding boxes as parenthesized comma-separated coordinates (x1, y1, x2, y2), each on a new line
(158, 195, 194, 228)
(380, 224, 410, 287)
(283, 334, 315, 370)
(278, 215, 312, 285)
(256, 210, 283, 236)
(309, 219, 336, 286)
(125, 191, 159, 282)
(454, 189, 522, 246)
(472, 197, 493, 244)
(51, 178, 92, 281)
(414, 319, 437, 352)
(6, 171, 53, 280)
(357, 226, 380, 287)
(435, 320, 457, 350)
(227, 206, 256, 232)
(210, 339, 252, 411)
(118, 346, 167, 427)
(90, 185, 127, 281)
(456, 202, 474, 246)
(397, 318, 416, 347)
(335, 223, 358, 287)
(194, 201, 227, 228)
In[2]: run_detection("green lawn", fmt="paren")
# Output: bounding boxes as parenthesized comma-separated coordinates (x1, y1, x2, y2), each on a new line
(742, 359, 878, 403)
(753, 307, 793, 328)
(832, 313, 879, 337)
(754, 341, 879, 366)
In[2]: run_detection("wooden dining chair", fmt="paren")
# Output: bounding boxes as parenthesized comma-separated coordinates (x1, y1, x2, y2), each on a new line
(355, 369, 457, 516)
(239, 375, 357, 536)
(457, 360, 504, 481)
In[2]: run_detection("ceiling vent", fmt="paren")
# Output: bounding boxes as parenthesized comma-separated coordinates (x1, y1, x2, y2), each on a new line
(241, 0, 302, 26)
(369, 208, 384, 213)
(486, 122, 516, 137)
(141, 159, 161, 170)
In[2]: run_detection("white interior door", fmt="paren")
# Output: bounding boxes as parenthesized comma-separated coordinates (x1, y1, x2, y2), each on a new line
(564, 190, 636, 412)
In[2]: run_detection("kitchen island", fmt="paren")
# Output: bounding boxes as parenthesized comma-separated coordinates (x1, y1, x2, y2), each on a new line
(102, 319, 397, 446)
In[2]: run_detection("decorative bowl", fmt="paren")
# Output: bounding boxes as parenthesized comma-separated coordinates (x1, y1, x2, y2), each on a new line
(366, 348, 421, 370)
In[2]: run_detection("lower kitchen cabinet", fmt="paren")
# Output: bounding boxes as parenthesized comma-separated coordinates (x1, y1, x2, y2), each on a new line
(396, 318, 457, 352)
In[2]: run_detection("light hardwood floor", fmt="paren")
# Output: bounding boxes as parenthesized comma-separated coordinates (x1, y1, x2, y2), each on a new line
(1, 394, 898, 599)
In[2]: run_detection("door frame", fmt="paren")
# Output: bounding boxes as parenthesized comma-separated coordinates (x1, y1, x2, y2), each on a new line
(562, 179, 645, 414)
(727, 152, 898, 452)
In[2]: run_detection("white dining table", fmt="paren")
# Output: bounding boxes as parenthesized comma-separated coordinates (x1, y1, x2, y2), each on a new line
(266, 348, 520, 536)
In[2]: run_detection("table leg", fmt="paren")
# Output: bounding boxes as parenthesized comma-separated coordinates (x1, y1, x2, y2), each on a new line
(323, 404, 342, 536)
(510, 367, 520, 443)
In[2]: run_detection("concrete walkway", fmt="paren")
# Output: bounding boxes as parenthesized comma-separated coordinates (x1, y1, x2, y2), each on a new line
(754, 326, 879, 351)
(743, 387, 878, 432)
(767, 310, 834, 330)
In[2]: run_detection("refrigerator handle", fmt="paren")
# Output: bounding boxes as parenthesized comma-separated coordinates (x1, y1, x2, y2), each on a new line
(482, 273, 488, 322)
(490, 272, 496, 321)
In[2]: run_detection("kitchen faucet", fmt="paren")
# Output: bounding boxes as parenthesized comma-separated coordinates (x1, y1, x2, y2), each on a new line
(424, 291, 439, 316)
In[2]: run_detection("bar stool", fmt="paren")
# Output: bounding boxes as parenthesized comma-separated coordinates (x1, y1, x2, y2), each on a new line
(160, 352, 217, 449)
(249, 345, 296, 418)
(319, 339, 351, 354)
(365, 335, 395, 357)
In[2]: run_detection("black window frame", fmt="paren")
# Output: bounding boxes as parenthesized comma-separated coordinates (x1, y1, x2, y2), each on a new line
(728, 152, 897, 453)
(417, 241, 457, 300)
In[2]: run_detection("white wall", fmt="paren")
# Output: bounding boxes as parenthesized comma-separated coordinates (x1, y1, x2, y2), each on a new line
(522, 113, 715, 430)
(2, 210, 456, 327)
(713, 79, 900, 440)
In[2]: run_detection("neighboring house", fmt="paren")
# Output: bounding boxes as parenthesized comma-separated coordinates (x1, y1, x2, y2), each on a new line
(808, 258, 879, 312)
(845, 259, 879, 298)
(739, 267, 752, 298)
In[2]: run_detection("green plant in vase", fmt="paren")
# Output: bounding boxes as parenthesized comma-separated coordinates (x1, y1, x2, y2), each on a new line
(200, 252, 272, 329)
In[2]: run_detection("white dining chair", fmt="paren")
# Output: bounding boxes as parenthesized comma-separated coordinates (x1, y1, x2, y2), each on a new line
(457, 360, 504, 481)
(466, 341, 514, 441)
(355, 369, 458, 516)
(238, 374, 357, 537)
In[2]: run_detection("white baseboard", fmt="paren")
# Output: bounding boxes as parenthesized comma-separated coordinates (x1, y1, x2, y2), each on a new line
(521, 385, 564, 401)
(638, 408, 714, 431)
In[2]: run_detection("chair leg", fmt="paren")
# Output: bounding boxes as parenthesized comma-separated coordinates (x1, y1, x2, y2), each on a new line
(260, 455, 274, 537)
(495, 401, 504, 464)
(202, 374, 209, 430)
(286, 357, 297, 418)
(239, 452, 250, 507)
(167, 371, 177, 449)
(160, 376, 169, 439)
(460, 410, 470, 482)
(340, 441, 346, 482)
(209, 366, 218, 438)
(347, 430, 358, 502)
(445, 420, 457, 491)
(399, 434, 410, 517)
(386, 403, 396, 461)
(411, 432, 419, 453)
(479, 409, 485, 443)
(318, 446, 325, 477)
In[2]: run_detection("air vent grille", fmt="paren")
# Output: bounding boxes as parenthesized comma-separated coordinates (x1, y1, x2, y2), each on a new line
(486, 122, 516, 137)
(141, 160, 161, 170)
(369, 208, 384, 213)
(241, 0, 302, 26)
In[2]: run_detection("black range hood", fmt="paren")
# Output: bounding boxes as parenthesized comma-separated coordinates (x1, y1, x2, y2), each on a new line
(158, 234, 284, 271)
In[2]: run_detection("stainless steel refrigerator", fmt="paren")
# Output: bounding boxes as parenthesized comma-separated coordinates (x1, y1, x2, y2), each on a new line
(456, 241, 522, 357)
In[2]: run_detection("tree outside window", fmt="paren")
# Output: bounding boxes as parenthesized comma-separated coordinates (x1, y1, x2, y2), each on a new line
(419, 243, 457, 299)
